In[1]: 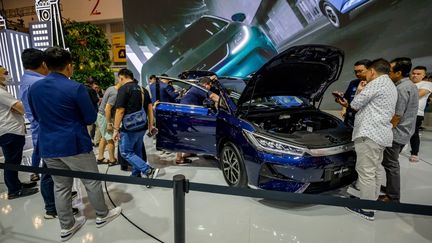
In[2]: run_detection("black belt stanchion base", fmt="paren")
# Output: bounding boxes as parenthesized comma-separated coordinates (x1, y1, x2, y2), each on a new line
(173, 174, 189, 243)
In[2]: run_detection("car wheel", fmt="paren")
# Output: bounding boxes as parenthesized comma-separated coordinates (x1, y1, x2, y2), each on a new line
(220, 142, 248, 187)
(322, 1, 348, 28)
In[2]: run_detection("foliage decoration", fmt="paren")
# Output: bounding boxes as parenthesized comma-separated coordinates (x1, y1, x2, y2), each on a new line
(63, 20, 114, 88)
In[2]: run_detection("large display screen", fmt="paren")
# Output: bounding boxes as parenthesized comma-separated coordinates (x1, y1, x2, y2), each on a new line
(123, 0, 432, 109)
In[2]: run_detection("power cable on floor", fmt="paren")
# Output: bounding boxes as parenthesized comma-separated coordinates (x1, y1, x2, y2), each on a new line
(104, 166, 165, 243)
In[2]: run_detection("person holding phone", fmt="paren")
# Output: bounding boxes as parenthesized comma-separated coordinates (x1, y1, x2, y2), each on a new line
(334, 59, 371, 127)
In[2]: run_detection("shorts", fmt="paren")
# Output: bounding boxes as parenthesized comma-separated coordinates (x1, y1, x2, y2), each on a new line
(97, 113, 113, 141)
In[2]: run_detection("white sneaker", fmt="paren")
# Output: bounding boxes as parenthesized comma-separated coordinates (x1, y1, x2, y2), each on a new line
(152, 168, 160, 179)
(95, 207, 122, 228)
(60, 216, 86, 242)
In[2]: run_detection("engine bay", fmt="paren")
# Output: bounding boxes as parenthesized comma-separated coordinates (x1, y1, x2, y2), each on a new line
(250, 111, 339, 135)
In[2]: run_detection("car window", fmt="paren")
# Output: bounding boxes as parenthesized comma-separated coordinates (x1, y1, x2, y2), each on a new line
(158, 17, 228, 68)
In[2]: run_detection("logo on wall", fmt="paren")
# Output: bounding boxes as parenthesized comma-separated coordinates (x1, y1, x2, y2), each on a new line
(35, 0, 65, 48)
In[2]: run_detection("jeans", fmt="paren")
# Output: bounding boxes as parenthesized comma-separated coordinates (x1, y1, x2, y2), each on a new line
(381, 142, 404, 200)
(0, 133, 25, 194)
(40, 162, 56, 212)
(410, 116, 424, 156)
(30, 121, 41, 168)
(354, 137, 385, 200)
(119, 130, 150, 176)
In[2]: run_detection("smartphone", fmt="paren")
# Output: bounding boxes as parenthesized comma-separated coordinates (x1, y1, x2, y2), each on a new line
(147, 127, 159, 137)
(332, 91, 344, 99)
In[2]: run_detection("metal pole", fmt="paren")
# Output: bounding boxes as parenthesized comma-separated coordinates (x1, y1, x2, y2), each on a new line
(173, 174, 188, 243)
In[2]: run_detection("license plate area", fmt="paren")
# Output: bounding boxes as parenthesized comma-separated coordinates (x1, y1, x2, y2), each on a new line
(324, 166, 351, 182)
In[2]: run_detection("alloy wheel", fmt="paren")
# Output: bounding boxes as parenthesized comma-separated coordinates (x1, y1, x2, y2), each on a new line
(222, 147, 241, 185)
(324, 5, 340, 27)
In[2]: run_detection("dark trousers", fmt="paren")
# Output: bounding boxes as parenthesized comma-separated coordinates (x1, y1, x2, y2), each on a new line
(382, 142, 404, 200)
(410, 116, 424, 156)
(0, 133, 25, 194)
(40, 162, 56, 212)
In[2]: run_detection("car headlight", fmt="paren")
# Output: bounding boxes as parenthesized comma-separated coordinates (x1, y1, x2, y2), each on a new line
(230, 26, 250, 55)
(243, 130, 306, 156)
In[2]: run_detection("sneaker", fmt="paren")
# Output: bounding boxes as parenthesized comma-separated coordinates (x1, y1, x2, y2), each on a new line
(144, 167, 157, 188)
(45, 208, 80, 219)
(95, 207, 122, 228)
(60, 216, 86, 242)
(8, 187, 39, 200)
(409, 155, 419, 162)
(346, 207, 375, 221)
(30, 173, 40, 182)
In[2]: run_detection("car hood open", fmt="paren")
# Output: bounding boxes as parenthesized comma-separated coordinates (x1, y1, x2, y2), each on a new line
(237, 45, 344, 107)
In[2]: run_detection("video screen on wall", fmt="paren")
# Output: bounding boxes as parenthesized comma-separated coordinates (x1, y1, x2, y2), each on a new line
(123, 0, 432, 109)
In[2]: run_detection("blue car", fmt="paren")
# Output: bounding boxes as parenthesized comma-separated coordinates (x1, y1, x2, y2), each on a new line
(318, 0, 370, 27)
(141, 15, 277, 84)
(155, 45, 356, 193)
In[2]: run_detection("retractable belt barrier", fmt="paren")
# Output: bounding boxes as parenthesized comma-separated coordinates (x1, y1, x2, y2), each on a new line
(1, 163, 432, 216)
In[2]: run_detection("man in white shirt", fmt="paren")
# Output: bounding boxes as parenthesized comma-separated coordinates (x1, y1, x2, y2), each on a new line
(409, 66, 431, 162)
(0, 66, 39, 199)
(339, 59, 397, 221)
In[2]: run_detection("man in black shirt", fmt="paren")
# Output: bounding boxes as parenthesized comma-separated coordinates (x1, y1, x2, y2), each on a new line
(335, 59, 371, 127)
(113, 69, 158, 179)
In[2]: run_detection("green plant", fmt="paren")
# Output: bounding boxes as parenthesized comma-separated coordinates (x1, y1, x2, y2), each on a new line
(63, 20, 114, 88)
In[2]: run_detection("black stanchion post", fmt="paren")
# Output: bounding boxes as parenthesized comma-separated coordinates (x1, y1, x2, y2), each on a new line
(173, 174, 189, 243)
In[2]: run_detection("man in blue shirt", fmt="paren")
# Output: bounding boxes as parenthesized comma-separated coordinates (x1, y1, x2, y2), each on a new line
(19, 48, 79, 219)
(149, 74, 179, 103)
(19, 48, 48, 182)
(28, 47, 121, 241)
(180, 76, 219, 106)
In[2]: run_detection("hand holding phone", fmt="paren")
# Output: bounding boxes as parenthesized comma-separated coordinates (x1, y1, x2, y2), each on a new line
(332, 91, 344, 99)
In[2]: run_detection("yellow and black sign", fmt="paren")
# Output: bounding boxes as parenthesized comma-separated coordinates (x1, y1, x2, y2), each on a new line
(112, 34, 126, 63)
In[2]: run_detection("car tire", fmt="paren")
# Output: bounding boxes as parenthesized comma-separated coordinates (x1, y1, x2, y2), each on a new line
(322, 1, 349, 28)
(220, 142, 248, 187)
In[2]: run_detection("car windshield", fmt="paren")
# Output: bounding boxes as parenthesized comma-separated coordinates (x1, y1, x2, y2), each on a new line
(160, 17, 228, 67)
(219, 79, 308, 109)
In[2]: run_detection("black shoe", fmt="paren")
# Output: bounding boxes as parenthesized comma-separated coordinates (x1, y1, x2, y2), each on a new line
(8, 187, 39, 200)
(22, 181, 37, 189)
(72, 191, 78, 200)
(120, 165, 131, 171)
(45, 208, 79, 219)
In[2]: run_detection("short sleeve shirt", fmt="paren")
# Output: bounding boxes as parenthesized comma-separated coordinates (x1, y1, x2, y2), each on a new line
(0, 88, 25, 137)
(98, 86, 118, 116)
(415, 81, 432, 116)
(115, 81, 152, 131)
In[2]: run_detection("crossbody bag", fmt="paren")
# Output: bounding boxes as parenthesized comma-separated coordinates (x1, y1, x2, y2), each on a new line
(122, 86, 147, 131)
